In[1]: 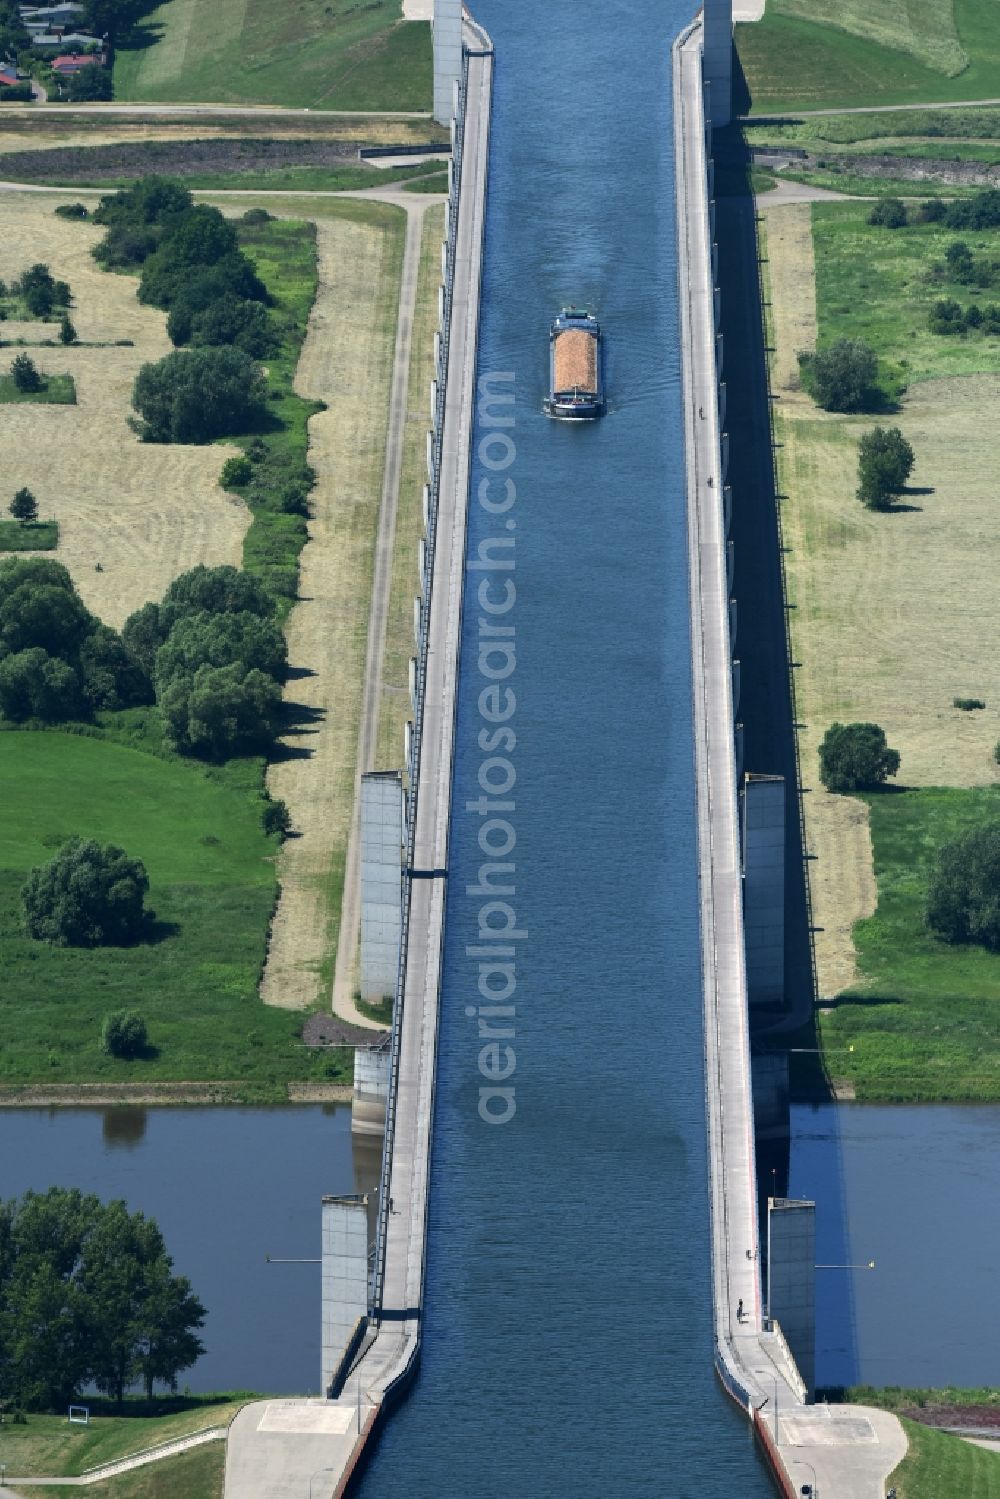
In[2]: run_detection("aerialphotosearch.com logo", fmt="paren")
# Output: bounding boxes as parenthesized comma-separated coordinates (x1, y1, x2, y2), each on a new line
(466, 370, 522, 1126)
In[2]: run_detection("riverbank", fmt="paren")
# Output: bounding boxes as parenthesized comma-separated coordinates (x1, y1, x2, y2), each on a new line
(0, 1081, 352, 1106)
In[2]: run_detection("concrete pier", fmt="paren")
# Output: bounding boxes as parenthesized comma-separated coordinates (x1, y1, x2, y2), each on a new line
(674, 16, 907, 1497)
(222, 24, 492, 1498)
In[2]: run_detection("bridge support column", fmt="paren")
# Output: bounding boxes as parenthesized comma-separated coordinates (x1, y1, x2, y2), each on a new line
(434, 0, 463, 126)
(703, 0, 734, 129)
(321, 1194, 369, 1395)
(353, 1042, 390, 1136)
(360, 771, 404, 1007)
(743, 772, 785, 1007)
(767, 1196, 816, 1398)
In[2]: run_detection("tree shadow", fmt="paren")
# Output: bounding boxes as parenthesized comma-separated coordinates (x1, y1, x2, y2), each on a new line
(888, 502, 923, 513)
(140, 916, 181, 947)
(284, 664, 317, 682)
(904, 484, 935, 496)
(821, 992, 905, 1009)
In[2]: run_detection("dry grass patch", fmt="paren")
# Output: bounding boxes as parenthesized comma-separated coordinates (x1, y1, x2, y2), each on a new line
(0, 195, 247, 627)
(262, 206, 404, 1010)
(767, 201, 1000, 994)
(375, 202, 443, 769)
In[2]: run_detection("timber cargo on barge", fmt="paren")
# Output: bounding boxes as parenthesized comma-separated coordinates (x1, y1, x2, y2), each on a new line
(545, 308, 604, 420)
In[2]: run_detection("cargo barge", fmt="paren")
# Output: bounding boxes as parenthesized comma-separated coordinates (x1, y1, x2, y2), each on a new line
(544, 307, 604, 420)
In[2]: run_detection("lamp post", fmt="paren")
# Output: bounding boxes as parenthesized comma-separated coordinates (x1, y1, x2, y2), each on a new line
(792, 1457, 818, 1497)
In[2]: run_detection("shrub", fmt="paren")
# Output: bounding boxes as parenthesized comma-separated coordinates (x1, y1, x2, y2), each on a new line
(21, 838, 150, 947)
(54, 203, 89, 221)
(158, 660, 281, 758)
(0, 647, 80, 722)
(59, 314, 77, 345)
(67, 64, 112, 102)
(9, 487, 38, 524)
(917, 198, 947, 223)
(161, 563, 274, 623)
(220, 455, 253, 488)
(928, 297, 968, 335)
(17, 264, 62, 319)
(818, 721, 900, 794)
(10, 353, 42, 393)
(799, 338, 880, 412)
(867, 197, 907, 229)
(856, 425, 915, 510)
(186, 296, 275, 357)
(131, 346, 267, 443)
(241, 208, 272, 225)
(953, 697, 985, 711)
(154, 609, 287, 686)
(262, 798, 292, 837)
(926, 823, 1000, 949)
(101, 1009, 148, 1059)
(943, 188, 1000, 230)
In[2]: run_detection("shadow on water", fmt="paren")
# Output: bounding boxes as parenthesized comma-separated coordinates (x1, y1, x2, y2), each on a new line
(102, 1107, 148, 1150)
(714, 121, 860, 1384)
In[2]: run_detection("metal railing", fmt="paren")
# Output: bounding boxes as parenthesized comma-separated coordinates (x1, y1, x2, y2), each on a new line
(369, 47, 474, 1318)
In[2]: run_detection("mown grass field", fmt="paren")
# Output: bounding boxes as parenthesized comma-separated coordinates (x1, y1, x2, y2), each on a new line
(737, 0, 1000, 114)
(0, 372, 75, 404)
(813, 200, 1000, 385)
(820, 788, 1000, 1100)
(0, 519, 57, 550)
(0, 1398, 245, 1478)
(888, 1418, 1000, 1498)
(31, 1441, 224, 1499)
(748, 106, 1000, 148)
(0, 729, 348, 1090)
(113, 0, 431, 111)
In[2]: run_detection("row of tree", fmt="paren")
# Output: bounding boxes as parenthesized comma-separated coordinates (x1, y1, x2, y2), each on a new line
(868, 190, 1000, 233)
(89, 179, 275, 442)
(0, 557, 146, 724)
(0, 558, 287, 760)
(928, 297, 1000, 338)
(0, 1188, 204, 1409)
(122, 564, 286, 758)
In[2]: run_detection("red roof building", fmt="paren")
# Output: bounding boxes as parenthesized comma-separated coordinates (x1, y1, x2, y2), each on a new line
(51, 52, 99, 74)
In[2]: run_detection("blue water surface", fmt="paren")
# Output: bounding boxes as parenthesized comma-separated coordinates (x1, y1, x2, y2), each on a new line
(358, 3, 775, 1493)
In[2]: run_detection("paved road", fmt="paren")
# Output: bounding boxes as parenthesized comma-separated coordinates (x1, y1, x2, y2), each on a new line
(745, 96, 1000, 120)
(675, 19, 908, 1498)
(222, 36, 493, 1499)
(330, 194, 438, 1031)
(0, 103, 431, 119)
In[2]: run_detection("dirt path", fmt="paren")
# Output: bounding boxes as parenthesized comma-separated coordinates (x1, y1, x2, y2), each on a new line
(261, 207, 405, 1013)
(0, 194, 247, 627)
(329, 199, 436, 1028)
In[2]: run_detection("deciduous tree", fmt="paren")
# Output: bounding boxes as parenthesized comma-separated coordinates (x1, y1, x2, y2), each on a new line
(818, 722, 900, 794)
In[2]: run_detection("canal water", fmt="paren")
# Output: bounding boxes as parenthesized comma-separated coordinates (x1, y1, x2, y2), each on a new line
(359, 2, 775, 1494)
(0, 1104, 374, 1395)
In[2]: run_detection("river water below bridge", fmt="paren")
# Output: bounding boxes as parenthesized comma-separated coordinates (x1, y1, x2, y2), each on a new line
(356, 2, 775, 1493)
(0, 1103, 375, 1395)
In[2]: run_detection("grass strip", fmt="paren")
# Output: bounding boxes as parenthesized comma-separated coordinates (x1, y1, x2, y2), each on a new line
(30, 1440, 225, 1499)
(0, 372, 75, 403)
(0, 728, 349, 1091)
(736, 0, 1000, 115)
(813, 199, 1000, 385)
(886, 1417, 1000, 1499)
(0, 519, 57, 550)
(112, 0, 431, 112)
(0, 1397, 250, 1478)
(819, 787, 1000, 1101)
